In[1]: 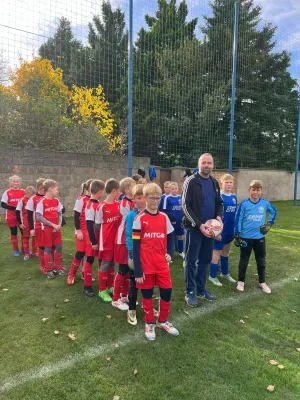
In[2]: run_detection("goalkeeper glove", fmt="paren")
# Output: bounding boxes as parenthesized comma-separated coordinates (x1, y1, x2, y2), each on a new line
(234, 235, 247, 248)
(260, 223, 273, 235)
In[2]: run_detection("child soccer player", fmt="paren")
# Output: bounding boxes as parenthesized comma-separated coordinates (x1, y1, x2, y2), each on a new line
(36, 180, 65, 279)
(26, 178, 46, 273)
(16, 186, 36, 261)
(126, 184, 146, 325)
(235, 180, 277, 293)
(113, 177, 136, 311)
(209, 174, 237, 286)
(84, 179, 105, 297)
(67, 179, 93, 285)
(162, 182, 184, 258)
(133, 183, 179, 340)
(96, 179, 121, 302)
(158, 181, 170, 210)
(1, 175, 25, 256)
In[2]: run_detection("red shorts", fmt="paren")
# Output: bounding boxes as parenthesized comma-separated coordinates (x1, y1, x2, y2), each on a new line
(136, 270, 172, 290)
(6, 217, 18, 228)
(22, 227, 30, 238)
(75, 231, 88, 253)
(34, 227, 44, 248)
(85, 235, 98, 258)
(114, 244, 128, 264)
(43, 226, 62, 248)
(99, 249, 114, 262)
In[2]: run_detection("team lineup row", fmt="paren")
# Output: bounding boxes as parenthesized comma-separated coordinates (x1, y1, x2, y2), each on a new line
(0, 153, 277, 341)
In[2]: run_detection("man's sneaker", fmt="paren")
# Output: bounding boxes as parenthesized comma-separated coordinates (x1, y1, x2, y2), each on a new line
(185, 292, 198, 307)
(127, 310, 137, 326)
(54, 268, 66, 276)
(67, 275, 75, 285)
(121, 296, 129, 303)
(145, 323, 156, 341)
(156, 320, 179, 336)
(237, 281, 245, 292)
(98, 290, 112, 302)
(259, 282, 272, 294)
(47, 271, 56, 279)
(208, 276, 222, 287)
(220, 273, 236, 283)
(197, 290, 217, 301)
(23, 254, 30, 261)
(107, 287, 114, 296)
(84, 287, 95, 297)
(112, 299, 129, 311)
(178, 252, 185, 259)
(13, 250, 19, 257)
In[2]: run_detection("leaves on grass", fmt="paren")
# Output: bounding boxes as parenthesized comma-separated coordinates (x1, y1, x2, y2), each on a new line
(267, 385, 275, 392)
(67, 333, 76, 341)
(41, 317, 49, 322)
(296, 348, 300, 352)
(115, 344, 120, 348)
(268, 360, 279, 366)
(27, 277, 31, 280)
(183, 311, 190, 316)
(60, 316, 65, 320)
(239, 320, 245, 325)
(291, 310, 297, 313)
(106, 315, 112, 319)
(266, 313, 271, 316)
(294, 278, 299, 281)
(277, 364, 285, 369)
(55, 304, 59, 308)
(64, 299, 70, 303)
(105, 355, 111, 361)
(133, 368, 138, 376)
(244, 316, 249, 319)
(54, 330, 60, 335)
(113, 396, 120, 400)
(2, 288, 8, 291)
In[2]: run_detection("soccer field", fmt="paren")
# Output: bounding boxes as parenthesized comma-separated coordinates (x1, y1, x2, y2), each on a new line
(0, 201, 300, 400)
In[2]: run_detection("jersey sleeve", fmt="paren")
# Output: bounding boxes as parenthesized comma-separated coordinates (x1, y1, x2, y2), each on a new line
(95, 205, 104, 225)
(1, 190, 8, 203)
(74, 198, 84, 213)
(162, 195, 168, 211)
(16, 199, 23, 212)
(126, 211, 135, 254)
(166, 214, 174, 234)
(120, 201, 132, 219)
(36, 200, 44, 215)
(85, 206, 95, 221)
(235, 201, 245, 236)
(26, 197, 34, 211)
(266, 201, 277, 224)
(57, 201, 63, 213)
(132, 216, 142, 278)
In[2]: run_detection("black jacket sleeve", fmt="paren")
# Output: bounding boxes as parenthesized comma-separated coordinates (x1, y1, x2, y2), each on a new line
(27, 210, 34, 230)
(214, 180, 224, 219)
(1, 201, 16, 211)
(16, 210, 22, 225)
(86, 220, 97, 245)
(74, 211, 81, 230)
(182, 178, 201, 229)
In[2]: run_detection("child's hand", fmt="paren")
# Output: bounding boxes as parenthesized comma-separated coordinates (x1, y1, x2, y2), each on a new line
(92, 244, 98, 250)
(19, 224, 25, 230)
(52, 224, 61, 231)
(216, 216, 224, 229)
(215, 234, 222, 241)
(30, 229, 35, 237)
(135, 274, 145, 284)
(165, 254, 171, 263)
(128, 259, 134, 270)
(76, 230, 83, 240)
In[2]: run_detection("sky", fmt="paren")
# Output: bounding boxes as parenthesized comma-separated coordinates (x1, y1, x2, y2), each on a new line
(0, 0, 300, 81)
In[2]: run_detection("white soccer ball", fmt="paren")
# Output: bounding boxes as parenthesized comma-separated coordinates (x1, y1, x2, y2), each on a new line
(205, 219, 223, 238)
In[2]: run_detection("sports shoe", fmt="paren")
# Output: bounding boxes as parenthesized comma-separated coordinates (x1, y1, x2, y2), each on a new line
(54, 268, 66, 276)
(13, 250, 19, 257)
(237, 281, 245, 292)
(259, 282, 271, 294)
(156, 320, 179, 336)
(197, 290, 217, 301)
(84, 286, 95, 297)
(47, 271, 56, 279)
(112, 299, 129, 311)
(220, 273, 236, 283)
(208, 276, 222, 287)
(59, 265, 67, 272)
(98, 290, 112, 302)
(185, 292, 198, 307)
(145, 323, 156, 341)
(23, 254, 30, 261)
(121, 296, 129, 303)
(127, 310, 137, 326)
(107, 287, 114, 296)
(178, 252, 185, 259)
(67, 275, 75, 285)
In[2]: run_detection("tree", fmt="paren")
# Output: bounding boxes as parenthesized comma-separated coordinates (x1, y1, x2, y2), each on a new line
(0, 50, 11, 84)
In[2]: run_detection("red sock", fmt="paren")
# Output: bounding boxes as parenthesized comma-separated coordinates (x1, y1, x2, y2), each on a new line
(11, 235, 18, 251)
(84, 262, 93, 287)
(107, 266, 115, 289)
(122, 272, 130, 297)
(98, 271, 108, 292)
(22, 236, 30, 255)
(158, 299, 171, 323)
(69, 257, 81, 277)
(44, 253, 52, 272)
(113, 273, 125, 301)
(38, 248, 45, 270)
(31, 237, 37, 255)
(142, 297, 154, 323)
(54, 252, 62, 271)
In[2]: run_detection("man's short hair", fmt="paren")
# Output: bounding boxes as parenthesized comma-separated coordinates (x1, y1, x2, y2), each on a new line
(249, 180, 263, 190)
(199, 153, 213, 162)
(143, 183, 162, 196)
(105, 179, 120, 194)
(90, 180, 105, 194)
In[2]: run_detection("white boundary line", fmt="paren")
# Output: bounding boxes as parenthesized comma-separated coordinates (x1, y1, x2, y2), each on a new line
(0, 274, 299, 393)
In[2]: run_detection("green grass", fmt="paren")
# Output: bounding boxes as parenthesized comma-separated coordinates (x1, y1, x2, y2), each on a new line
(0, 201, 300, 400)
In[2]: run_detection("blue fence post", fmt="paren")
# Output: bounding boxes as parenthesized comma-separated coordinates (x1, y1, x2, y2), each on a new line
(127, 0, 133, 177)
(293, 88, 300, 206)
(228, 2, 239, 174)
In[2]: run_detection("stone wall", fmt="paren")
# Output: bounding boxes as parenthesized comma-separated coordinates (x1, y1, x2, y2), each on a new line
(0, 148, 149, 214)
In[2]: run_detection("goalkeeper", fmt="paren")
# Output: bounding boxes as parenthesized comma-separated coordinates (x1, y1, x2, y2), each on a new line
(234, 180, 277, 294)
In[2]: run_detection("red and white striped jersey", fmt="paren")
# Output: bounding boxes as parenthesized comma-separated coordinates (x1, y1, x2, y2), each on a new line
(96, 201, 121, 251)
(115, 197, 134, 245)
(1, 189, 25, 221)
(74, 195, 90, 232)
(36, 197, 63, 225)
(26, 194, 44, 228)
(16, 196, 30, 227)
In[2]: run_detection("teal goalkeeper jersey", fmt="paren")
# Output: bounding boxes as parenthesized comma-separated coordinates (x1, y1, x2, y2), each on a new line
(235, 197, 277, 239)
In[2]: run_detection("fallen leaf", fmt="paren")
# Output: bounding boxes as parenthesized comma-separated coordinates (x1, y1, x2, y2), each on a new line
(63, 299, 70, 303)
(277, 364, 285, 369)
(105, 355, 111, 361)
(113, 396, 120, 400)
(183, 311, 190, 316)
(2, 288, 8, 291)
(294, 278, 299, 281)
(268, 360, 279, 366)
(60, 316, 65, 320)
(155, 297, 160, 300)
(106, 315, 112, 319)
(239, 320, 245, 325)
(133, 368, 138, 376)
(67, 333, 76, 341)
(267, 385, 275, 392)
(244, 316, 249, 319)
(266, 313, 271, 316)
(41, 317, 49, 322)
(54, 330, 60, 335)
(291, 310, 297, 313)
(27, 277, 32, 280)
(55, 304, 59, 308)
(115, 344, 120, 348)
(296, 348, 300, 352)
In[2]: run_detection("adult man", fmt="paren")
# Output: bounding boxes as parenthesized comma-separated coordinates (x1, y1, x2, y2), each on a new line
(182, 153, 223, 307)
